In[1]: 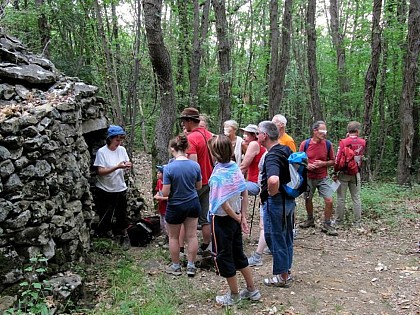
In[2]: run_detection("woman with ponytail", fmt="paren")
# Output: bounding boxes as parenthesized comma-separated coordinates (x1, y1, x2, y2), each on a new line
(162, 134, 202, 277)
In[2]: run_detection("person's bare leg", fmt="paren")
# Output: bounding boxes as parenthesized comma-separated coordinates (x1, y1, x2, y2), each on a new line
(324, 197, 333, 222)
(239, 266, 256, 291)
(183, 217, 199, 263)
(166, 223, 181, 264)
(202, 224, 211, 245)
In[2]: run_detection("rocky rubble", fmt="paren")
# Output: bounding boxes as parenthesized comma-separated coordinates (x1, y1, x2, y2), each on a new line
(0, 31, 109, 301)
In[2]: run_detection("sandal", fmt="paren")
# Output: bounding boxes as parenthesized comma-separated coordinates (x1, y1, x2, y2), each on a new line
(263, 275, 290, 288)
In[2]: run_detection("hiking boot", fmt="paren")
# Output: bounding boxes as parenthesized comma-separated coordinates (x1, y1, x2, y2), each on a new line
(165, 263, 182, 276)
(248, 252, 263, 266)
(120, 235, 131, 250)
(263, 247, 272, 255)
(299, 218, 315, 228)
(215, 291, 240, 306)
(186, 265, 197, 278)
(321, 223, 338, 236)
(239, 288, 261, 301)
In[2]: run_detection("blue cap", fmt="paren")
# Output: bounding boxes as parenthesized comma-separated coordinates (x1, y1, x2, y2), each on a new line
(107, 125, 126, 138)
(156, 165, 165, 173)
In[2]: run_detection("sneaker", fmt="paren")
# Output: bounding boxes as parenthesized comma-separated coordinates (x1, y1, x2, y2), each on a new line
(263, 275, 290, 288)
(263, 247, 272, 255)
(239, 288, 261, 301)
(299, 218, 315, 228)
(321, 223, 338, 236)
(165, 263, 182, 276)
(186, 265, 197, 278)
(120, 235, 131, 250)
(215, 291, 240, 306)
(248, 252, 263, 266)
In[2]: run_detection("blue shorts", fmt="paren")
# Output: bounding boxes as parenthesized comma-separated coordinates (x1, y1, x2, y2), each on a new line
(165, 197, 200, 225)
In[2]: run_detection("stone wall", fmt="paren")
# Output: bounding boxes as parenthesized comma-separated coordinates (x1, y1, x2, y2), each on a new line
(0, 33, 108, 292)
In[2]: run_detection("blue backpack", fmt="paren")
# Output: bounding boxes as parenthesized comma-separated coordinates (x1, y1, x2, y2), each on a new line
(281, 151, 308, 198)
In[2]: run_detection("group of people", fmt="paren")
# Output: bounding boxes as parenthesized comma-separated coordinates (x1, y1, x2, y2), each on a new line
(93, 107, 366, 306)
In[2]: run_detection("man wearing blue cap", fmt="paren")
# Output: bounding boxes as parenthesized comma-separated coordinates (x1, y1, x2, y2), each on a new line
(94, 125, 133, 249)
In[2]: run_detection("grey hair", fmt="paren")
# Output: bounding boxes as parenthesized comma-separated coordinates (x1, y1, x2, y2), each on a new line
(258, 121, 279, 141)
(272, 114, 287, 126)
(347, 121, 361, 133)
(224, 120, 238, 130)
(312, 120, 326, 130)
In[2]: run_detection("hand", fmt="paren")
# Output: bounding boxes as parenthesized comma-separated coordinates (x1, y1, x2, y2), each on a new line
(332, 174, 338, 181)
(313, 160, 325, 168)
(241, 219, 249, 234)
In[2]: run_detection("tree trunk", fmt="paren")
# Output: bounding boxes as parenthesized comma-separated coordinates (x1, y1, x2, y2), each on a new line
(306, 0, 323, 121)
(189, 0, 211, 108)
(126, 0, 142, 157)
(269, 0, 293, 118)
(268, 0, 279, 116)
(175, 0, 191, 106)
(329, 0, 350, 118)
(362, 0, 382, 182)
(372, 41, 388, 180)
(35, 0, 50, 57)
(397, 0, 420, 185)
(143, 0, 177, 165)
(93, 0, 123, 125)
(212, 0, 231, 132)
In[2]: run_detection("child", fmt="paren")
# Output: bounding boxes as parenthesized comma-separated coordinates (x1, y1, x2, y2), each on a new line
(207, 135, 261, 306)
(154, 165, 168, 238)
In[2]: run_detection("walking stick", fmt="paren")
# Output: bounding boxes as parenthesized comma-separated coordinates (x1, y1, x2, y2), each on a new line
(249, 194, 257, 237)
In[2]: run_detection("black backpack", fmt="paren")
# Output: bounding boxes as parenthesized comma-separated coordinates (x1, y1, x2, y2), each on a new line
(127, 219, 154, 247)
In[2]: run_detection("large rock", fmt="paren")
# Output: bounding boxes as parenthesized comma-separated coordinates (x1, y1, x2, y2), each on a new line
(0, 63, 57, 84)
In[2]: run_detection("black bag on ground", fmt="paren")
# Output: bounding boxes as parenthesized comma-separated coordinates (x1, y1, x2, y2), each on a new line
(127, 220, 153, 247)
(141, 215, 161, 236)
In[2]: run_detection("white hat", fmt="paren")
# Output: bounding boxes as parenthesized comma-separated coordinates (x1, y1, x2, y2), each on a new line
(240, 124, 258, 134)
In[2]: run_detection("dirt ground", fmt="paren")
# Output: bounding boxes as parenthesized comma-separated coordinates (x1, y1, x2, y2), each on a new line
(130, 152, 420, 315)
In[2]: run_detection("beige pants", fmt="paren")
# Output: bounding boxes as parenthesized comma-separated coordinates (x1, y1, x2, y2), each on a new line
(335, 172, 362, 224)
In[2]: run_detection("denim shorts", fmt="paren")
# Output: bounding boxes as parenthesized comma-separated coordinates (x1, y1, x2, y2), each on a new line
(165, 197, 200, 225)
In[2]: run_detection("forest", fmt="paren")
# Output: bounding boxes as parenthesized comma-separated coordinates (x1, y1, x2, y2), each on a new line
(1, 0, 419, 185)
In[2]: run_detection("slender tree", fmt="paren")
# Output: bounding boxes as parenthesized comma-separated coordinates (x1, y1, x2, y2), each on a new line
(362, 0, 382, 181)
(189, 0, 210, 108)
(329, 0, 350, 117)
(268, 0, 292, 118)
(93, 0, 123, 125)
(143, 0, 177, 165)
(397, 0, 420, 185)
(212, 0, 231, 132)
(306, 0, 323, 121)
(35, 0, 50, 57)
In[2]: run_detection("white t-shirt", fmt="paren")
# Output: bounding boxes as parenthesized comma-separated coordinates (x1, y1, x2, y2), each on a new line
(94, 145, 129, 192)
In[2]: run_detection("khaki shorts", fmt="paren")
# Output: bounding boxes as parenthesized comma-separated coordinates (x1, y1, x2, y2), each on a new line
(305, 177, 333, 199)
(198, 184, 210, 225)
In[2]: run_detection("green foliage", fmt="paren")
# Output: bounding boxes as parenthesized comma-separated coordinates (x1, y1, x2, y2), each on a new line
(0, 0, 415, 180)
(5, 255, 52, 315)
(361, 182, 420, 225)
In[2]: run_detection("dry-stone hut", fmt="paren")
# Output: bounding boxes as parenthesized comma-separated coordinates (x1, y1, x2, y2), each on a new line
(0, 33, 110, 293)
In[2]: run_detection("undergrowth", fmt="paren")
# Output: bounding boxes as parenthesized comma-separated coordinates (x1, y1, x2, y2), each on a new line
(79, 182, 419, 315)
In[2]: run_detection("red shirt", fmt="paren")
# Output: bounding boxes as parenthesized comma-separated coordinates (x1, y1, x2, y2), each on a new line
(334, 136, 366, 173)
(155, 179, 167, 215)
(186, 127, 213, 185)
(299, 139, 335, 179)
(247, 142, 266, 183)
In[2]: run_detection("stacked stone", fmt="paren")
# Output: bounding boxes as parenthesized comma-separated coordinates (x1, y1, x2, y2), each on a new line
(0, 33, 108, 290)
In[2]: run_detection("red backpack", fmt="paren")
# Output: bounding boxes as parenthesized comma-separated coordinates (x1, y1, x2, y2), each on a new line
(338, 146, 358, 175)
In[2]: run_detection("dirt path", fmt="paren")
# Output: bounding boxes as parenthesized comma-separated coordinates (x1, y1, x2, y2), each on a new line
(130, 152, 420, 315)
